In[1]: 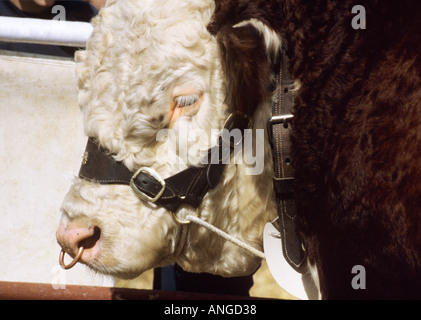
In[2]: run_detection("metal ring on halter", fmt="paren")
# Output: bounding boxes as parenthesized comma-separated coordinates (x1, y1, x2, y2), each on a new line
(170, 207, 200, 225)
(170, 211, 192, 225)
(59, 246, 84, 270)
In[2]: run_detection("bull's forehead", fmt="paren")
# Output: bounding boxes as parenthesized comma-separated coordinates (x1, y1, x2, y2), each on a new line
(95, 0, 216, 92)
(78, 0, 221, 155)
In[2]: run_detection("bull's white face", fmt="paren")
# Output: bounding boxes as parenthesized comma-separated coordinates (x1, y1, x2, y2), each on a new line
(57, 0, 276, 279)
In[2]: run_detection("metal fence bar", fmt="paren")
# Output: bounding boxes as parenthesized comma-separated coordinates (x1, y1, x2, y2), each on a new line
(0, 282, 265, 300)
(0, 17, 92, 47)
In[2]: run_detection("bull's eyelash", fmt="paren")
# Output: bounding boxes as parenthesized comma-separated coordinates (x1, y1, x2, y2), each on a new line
(174, 94, 200, 108)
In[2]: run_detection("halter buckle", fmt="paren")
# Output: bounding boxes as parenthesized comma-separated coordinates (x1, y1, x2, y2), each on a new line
(267, 114, 294, 144)
(130, 167, 166, 203)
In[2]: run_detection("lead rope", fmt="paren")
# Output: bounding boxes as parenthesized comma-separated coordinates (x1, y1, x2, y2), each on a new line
(185, 215, 266, 260)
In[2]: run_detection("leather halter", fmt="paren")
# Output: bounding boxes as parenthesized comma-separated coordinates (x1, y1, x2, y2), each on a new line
(78, 112, 251, 214)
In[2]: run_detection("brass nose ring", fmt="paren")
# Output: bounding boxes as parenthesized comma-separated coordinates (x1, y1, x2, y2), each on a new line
(59, 246, 84, 270)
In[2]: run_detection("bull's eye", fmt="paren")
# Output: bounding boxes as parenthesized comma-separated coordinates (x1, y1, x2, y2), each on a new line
(174, 94, 200, 108)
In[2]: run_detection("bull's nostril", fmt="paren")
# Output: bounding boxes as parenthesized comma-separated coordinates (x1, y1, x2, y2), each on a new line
(80, 226, 101, 250)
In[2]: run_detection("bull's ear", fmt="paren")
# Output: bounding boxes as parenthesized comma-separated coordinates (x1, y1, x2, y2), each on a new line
(211, 20, 281, 117)
(208, 0, 283, 36)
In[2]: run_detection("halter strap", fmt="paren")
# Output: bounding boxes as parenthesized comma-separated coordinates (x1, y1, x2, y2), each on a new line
(78, 112, 251, 213)
(268, 38, 306, 272)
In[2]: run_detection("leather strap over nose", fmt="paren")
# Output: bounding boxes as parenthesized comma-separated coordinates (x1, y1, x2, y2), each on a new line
(78, 138, 133, 185)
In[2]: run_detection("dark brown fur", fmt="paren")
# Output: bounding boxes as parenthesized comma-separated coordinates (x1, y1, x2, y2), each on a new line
(215, 24, 271, 117)
(208, 0, 421, 299)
